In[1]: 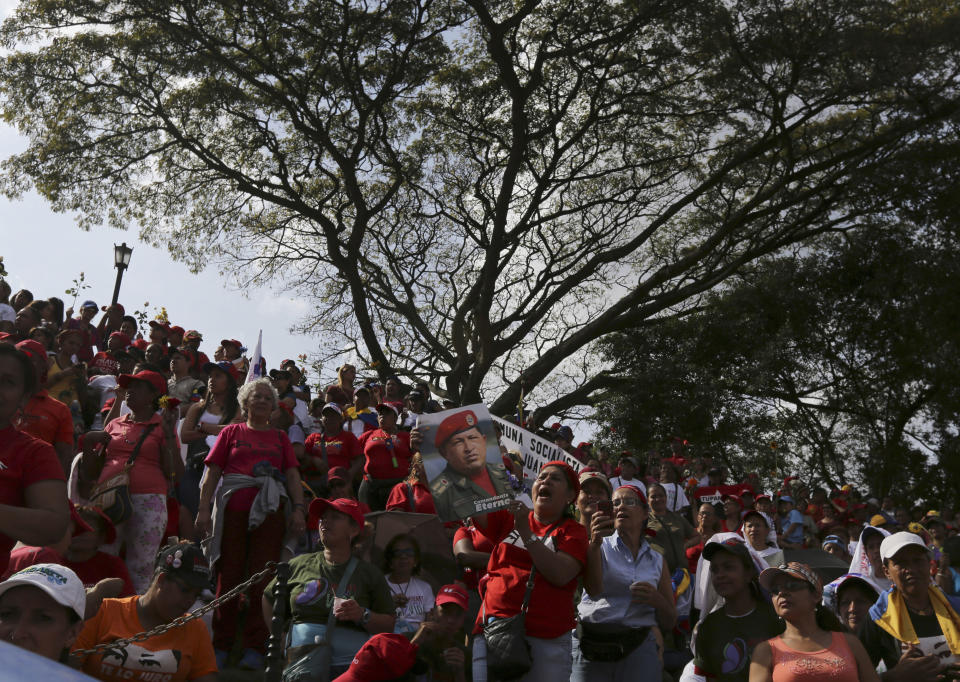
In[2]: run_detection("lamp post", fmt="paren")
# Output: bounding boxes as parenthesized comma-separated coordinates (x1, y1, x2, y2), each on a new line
(111, 242, 133, 305)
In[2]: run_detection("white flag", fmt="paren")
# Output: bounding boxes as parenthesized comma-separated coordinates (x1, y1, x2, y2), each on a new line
(245, 330, 263, 384)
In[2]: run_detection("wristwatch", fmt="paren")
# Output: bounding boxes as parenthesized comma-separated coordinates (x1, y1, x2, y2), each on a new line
(360, 607, 372, 626)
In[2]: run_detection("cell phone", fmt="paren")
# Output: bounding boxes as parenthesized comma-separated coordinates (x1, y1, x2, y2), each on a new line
(597, 500, 613, 516)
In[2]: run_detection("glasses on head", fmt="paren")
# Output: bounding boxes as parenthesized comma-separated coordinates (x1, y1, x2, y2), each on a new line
(769, 580, 810, 596)
(612, 498, 640, 508)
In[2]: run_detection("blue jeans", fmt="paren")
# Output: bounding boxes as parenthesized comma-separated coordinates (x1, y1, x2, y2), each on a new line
(472, 629, 573, 682)
(571, 629, 661, 682)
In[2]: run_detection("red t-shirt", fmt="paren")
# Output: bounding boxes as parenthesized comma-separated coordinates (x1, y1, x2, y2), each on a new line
(453, 523, 496, 591)
(17, 390, 74, 445)
(473, 511, 588, 638)
(303, 430, 362, 471)
(101, 413, 177, 495)
(0, 426, 66, 574)
(90, 351, 121, 376)
(385, 481, 437, 514)
(359, 429, 412, 480)
(4, 546, 135, 597)
(205, 422, 299, 510)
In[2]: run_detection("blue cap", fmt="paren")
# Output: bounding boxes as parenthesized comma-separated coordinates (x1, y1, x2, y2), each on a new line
(81, 299, 98, 309)
(779, 495, 794, 503)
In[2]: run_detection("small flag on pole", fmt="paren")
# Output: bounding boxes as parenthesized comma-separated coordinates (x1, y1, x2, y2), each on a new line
(245, 330, 263, 384)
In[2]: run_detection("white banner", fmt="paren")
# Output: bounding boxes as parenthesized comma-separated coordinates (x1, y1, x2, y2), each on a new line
(492, 416, 583, 482)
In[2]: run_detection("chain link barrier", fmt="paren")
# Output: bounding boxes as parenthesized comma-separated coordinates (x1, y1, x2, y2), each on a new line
(70, 561, 280, 660)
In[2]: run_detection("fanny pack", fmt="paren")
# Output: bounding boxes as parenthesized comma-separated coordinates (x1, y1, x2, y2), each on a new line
(576, 621, 651, 662)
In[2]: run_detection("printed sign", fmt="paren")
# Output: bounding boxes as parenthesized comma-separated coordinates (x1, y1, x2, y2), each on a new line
(418, 404, 514, 521)
(491, 416, 583, 483)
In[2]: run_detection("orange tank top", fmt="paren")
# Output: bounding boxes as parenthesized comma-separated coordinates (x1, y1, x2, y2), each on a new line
(769, 632, 859, 682)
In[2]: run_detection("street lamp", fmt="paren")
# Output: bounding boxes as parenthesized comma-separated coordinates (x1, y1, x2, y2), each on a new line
(111, 242, 133, 305)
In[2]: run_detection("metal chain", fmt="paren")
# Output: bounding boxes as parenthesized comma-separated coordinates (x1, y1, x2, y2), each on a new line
(70, 561, 280, 659)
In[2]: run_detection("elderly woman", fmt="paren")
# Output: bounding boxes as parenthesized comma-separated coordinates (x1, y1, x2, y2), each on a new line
(741, 510, 784, 568)
(750, 562, 878, 682)
(81, 369, 181, 593)
(72, 542, 217, 681)
(195, 377, 306, 670)
(263, 497, 395, 679)
(472, 461, 589, 682)
(0, 345, 70, 575)
(575, 484, 676, 682)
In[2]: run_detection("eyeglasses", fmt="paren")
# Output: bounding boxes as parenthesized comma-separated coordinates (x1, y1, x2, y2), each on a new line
(612, 498, 640, 508)
(769, 580, 810, 596)
(392, 548, 416, 557)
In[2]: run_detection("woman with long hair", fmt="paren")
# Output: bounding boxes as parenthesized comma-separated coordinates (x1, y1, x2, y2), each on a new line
(472, 461, 588, 681)
(385, 452, 437, 514)
(574, 484, 676, 682)
(750, 562, 879, 682)
(195, 377, 305, 670)
(692, 537, 782, 682)
(81, 369, 182, 593)
(178, 361, 241, 519)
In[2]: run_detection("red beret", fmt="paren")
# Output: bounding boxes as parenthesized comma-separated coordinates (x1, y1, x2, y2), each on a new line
(434, 410, 481, 449)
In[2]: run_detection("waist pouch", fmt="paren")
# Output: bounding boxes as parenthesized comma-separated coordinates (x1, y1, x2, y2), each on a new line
(576, 621, 651, 662)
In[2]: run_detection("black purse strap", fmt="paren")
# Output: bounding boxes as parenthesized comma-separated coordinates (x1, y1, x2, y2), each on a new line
(122, 422, 158, 472)
(519, 520, 563, 614)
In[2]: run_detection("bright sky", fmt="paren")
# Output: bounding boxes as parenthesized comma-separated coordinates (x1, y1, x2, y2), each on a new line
(0, 123, 325, 383)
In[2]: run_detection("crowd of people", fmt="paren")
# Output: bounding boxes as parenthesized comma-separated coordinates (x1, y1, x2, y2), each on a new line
(0, 284, 959, 682)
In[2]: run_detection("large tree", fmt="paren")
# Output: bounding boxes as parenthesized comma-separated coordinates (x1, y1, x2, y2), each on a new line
(595, 222, 960, 504)
(3, 0, 960, 417)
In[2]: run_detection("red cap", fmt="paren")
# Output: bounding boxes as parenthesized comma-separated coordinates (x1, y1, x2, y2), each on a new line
(148, 320, 170, 333)
(76, 504, 117, 545)
(309, 497, 365, 529)
(434, 583, 469, 610)
(376, 402, 399, 417)
(131, 338, 148, 351)
(170, 346, 196, 366)
(434, 409, 481, 449)
(108, 331, 131, 347)
(15, 340, 49, 381)
(118, 370, 167, 395)
(755, 494, 771, 502)
(68, 501, 95, 538)
(722, 493, 744, 509)
(327, 467, 350, 484)
(168, 325, 185, 336)
(220, 338, 244, 349)
(333, 633, 419, 682)
(541, 460, 580, 496)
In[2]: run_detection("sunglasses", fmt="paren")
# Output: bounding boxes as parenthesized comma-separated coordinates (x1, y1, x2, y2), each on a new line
(769, 579, 810, 596)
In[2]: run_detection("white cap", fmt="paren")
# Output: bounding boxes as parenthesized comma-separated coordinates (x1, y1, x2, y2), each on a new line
(0, 564, 85, 620)
(879, 532, 931, 563)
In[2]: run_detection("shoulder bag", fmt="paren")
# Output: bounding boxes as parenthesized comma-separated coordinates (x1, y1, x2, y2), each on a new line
(484, 521, 561, 681)
(89, 423, 157, 525)
(283, 556, 359, 682)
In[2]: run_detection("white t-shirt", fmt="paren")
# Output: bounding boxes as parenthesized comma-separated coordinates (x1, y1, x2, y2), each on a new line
(386, 576, 434, 634)
(0, 302, 15, 323)
(608, 477, 647, 497)
(662, 482, 690, 512)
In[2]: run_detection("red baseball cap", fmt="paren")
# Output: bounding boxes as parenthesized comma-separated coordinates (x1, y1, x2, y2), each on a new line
(168, 325, 185, 336)
(131, 338, 148, 351)
(118, 370, 167, 395)
(68, 501, 94, 538)
(375, 402, 399, 417)
(434, 409, 481, 449)
(76, 504, 117, 545)
(108, 331, 132, 347)
(220, 338, 244, 349)
(148, 320, 170, 333)
(327, 467, 350, 484)
(333, 633, 420, 682)
(15, 339, 49, 381)
(722, 493, 744, 509)
(308, 497, 365, 529)
(434, 583, 469, 610)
